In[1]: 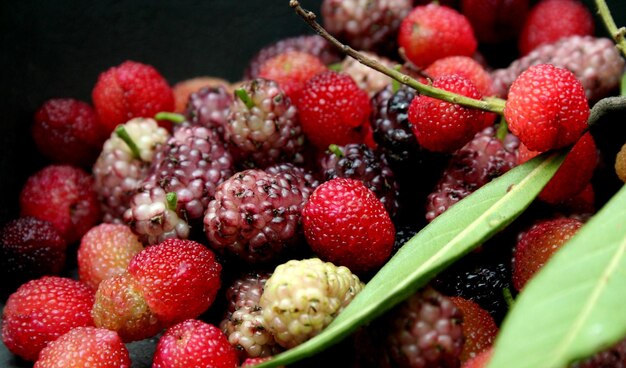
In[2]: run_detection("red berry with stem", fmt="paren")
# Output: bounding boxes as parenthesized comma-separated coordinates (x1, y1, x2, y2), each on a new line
(425, 56, 495, 97)
(504, 64, 589, 152)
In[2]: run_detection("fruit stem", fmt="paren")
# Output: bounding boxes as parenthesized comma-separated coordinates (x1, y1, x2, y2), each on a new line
(588, 96, 626, 128)
(328, 144, 344, 158)
(621, 72, 626, 96)
(595, 0, 626, 58)
(235, 88, 255, 109)
(289, 0, 506, 115)
(115, 125, 141, 160)
(166, 192, 177, 211)
(328, 62, 342, 72)
(503, 287, 515, 309)
(155, 111, 185, 124)
(496, 116, 509, 141)
(391, 65, 402, 93)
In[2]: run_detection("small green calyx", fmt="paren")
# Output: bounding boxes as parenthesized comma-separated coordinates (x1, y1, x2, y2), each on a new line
(235, 88, 255, 109)
(328, 144, 344, 158)
(166, 192, 177, 211)
(154, 111, 185, 124)
(115, 125, 142, 160)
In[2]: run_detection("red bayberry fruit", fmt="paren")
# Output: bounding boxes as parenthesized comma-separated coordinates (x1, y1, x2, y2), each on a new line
(408, 74, 487, 152)
(258, 50, 327, 100)
(34, 327, 130, 368)
(92, 60, 175, 134)
(460, 0, 530, 44)
(504, 64, 589, 152)
(19, 165, 101, 243)
(512, 217, 583, 291)
(127, 239, 222, 325)
(153, 319, 239, 368)
(1, 276, 95, 361)
(32, 98, 104, 167)
(78, 223, 144, 289)
(450, 297, 498, 363)
(462, 347, 493, 368)
(518, 133, 597, 204)
(425, 56, 494, 96)
(1, 217, 66, 289)
(398, 4, 477, 68)
(296, 71, 371, 149)
(302, 178, 395, 273)
(519, 0, 594, 55)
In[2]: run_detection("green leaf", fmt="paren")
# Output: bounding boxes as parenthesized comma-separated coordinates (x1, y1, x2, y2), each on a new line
(488, 184, 626, 368)
(621, 71, 626, 96)
(256, 151, 567, 368)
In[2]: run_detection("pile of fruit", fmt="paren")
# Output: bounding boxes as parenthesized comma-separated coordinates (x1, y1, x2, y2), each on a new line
(3, 0, 626, 367)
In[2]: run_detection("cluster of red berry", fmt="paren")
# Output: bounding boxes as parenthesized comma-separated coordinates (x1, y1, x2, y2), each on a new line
(2, 0, 626, 367)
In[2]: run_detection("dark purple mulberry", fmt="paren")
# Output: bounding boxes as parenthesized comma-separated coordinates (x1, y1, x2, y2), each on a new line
(183, 85, 232, 137)
(572, 337, 626, 368)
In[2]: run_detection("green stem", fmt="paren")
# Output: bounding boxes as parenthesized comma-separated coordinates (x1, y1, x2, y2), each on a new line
(328, 144, 344, 158)
(154, 111, 185, 124)
(166, 192, 177, 211)
(328, 62, 342, 72)
(115, 125, 141, 160)
(289, 0, 506, 115)
(235, 88, 255, 109)
(391, 65, 402, 93)
(503, 287, 515, 309)
(496, 116, 509, 141)
(595, 0, 626, 58)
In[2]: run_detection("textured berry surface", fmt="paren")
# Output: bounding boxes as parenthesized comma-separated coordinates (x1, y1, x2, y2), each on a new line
(302, 178, 395, 273)
(20, 165, 101, 243)
(92, 60, 174, 133)
(173, 76, 231, 113)
(504, 64, 589, 152)
(93, 117, 169, 223)
(296, 71, 371, 149)
(492, 36, 625, 102)
(518, 133, 597, 204)
(32, 98, 104, 167)
(0, 217, 66, 289)
(34, 327, 130, 368)
(183, 85, 232, 136)
(519, 0, 594, 55)
(426, 126, 518, 221)
(153, 319, 239, 368)
(461, 0, 529, 44)
(320, 143, 400, 217)
(450, 297, 498, 363)
(462, 348, 493, 368)
(260, 258, 363, 348)
(571, 338, 626, 368)
(1, 276, 95, 361)
(258, 51, 327, 100)
(409, 75, 487, 153)
(92, 273, 162, 342)
(127, 239, 222, 325)
(512, 217, 583, 290)
(225, 79, 304, 167)
(425, 56, 494, 96)
(78, 223, 144, 289)
(398, 4, 477, 68)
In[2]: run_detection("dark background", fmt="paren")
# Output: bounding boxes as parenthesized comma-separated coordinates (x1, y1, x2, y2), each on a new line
(0, 0, 625, 367)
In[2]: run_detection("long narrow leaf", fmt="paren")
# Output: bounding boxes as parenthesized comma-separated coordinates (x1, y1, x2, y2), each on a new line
(488, 184, 626, 368)
(257, 151, 567, 368)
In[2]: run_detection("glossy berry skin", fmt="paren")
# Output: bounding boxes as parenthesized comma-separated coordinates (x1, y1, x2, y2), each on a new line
(518, 133, 597, 204)
(34, 327, 130, 368)
(1, 276, 95, 361)
(424, 56, 494, 97)
(19, 165, 101, 244)
(258, 50, 327, 100)
(397, 4, 477, 68)
(173, 76, 230, 113)
(504, 64, 589, 152)
(409, 75, 487, 153)
(302, 178, 395, 273)
(512, 217, 583, 291)
(296, 71, 371, 149)
(153, 319, 239, 368)
(32, 98, 104, 167)
(450, 297, 498, 363)
(127, 239, 222, 325)
(519, 0, 594, 55)
(78, 223, 144, 290)
(461, 0, 529, 44)
(0, 217, 66, 289)
(183, 85, 232, 136)
(92, 60, 175, 134)
(462, 348, 493, 368)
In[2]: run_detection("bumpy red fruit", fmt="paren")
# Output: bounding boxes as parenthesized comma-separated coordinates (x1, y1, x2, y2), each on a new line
(34, 327, 130, 368)
(518, 133, 597, 204)
(258, 51, 327, 100)
(512, 217, 583, 290)
(461, 0, 529, 44)
(1, 217, 66, 288)
(409, 74, 487, 152)
(92, 60, 175, 133)
(78, 223, 144, 289)
(519, 0, 594, 55)
(173, 76, 231, 113)
(425, 56, 494, 96)
(397, 4, 477, 68)
(127, 239, 222, 325)
(296, 71, 371, 149)
(302, 178, 395, 273)
(32, 98, 104, 167)
(153, 319, 238, 368)
(20, 165, 101, 243)
(183, 85, 233, 137)
(449, 297, 498, 363)
(462, 348, 493, 368)
(504, 64, 589, 152)
(1, 276, 95, 361)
